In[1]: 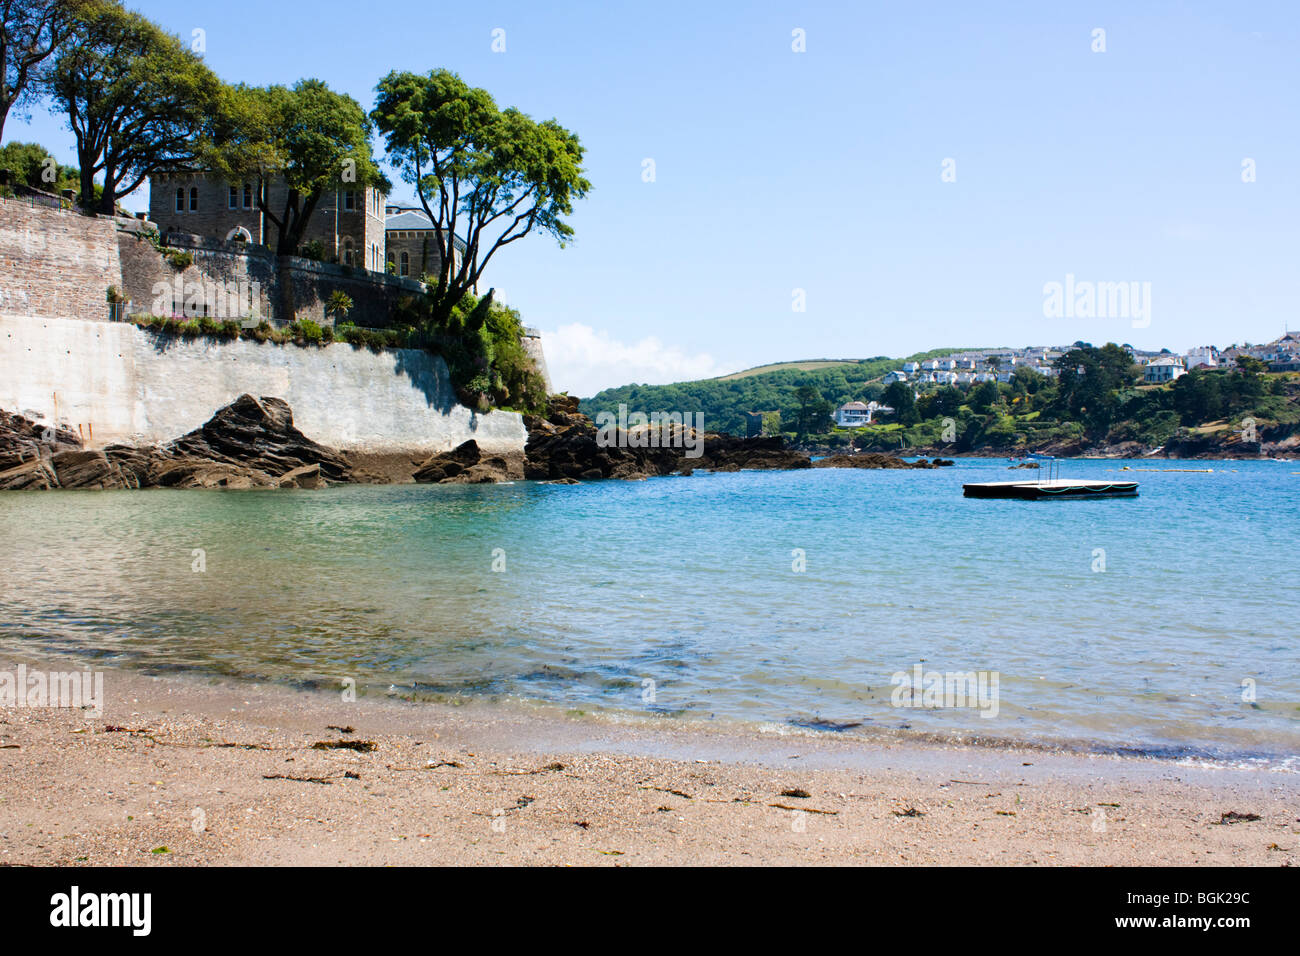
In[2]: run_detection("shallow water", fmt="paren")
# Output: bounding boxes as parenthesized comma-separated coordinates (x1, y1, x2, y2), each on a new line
(1, 458, 1296, 767)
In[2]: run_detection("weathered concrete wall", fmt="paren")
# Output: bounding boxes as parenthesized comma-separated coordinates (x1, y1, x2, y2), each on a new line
(0, 314, 526, 455)
(0, 198, 121, 322)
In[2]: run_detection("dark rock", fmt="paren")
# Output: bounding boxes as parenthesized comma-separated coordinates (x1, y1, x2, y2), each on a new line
(0, 458, 58, 490)
(1, 395, 354, 492)
(278, 463, 323, 489)
(413, 440, 524, 484)
(523, 396, 811, 481)
(163, 394, 351, 483)
(813, 453, 935, 470)
(51, 449, 135, 490)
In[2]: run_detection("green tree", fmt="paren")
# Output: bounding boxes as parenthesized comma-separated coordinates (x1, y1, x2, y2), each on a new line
(49, 1, 224, 213)
(0, 139, 78, 191)
(0, 0, 79, 142)
(372, 69, 590, 329)
(1052, 343, 1137, 437)
(882, 380, 919, 425)
(210, 80, 389, 257)
(794, 384, 832, 439)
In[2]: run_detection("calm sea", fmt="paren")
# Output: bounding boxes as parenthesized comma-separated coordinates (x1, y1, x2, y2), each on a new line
(1, 458, 1296, 768)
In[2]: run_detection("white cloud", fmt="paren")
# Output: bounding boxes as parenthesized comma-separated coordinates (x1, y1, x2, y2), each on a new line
(539, 323, 727, 396)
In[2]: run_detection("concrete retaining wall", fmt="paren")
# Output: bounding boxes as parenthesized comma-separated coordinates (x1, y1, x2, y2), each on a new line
(0, 314, 526, 455)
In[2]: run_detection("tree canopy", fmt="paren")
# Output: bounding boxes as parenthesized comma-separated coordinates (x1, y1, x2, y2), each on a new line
(48, 0, 223, 213)
(0, 0, 79, 142)
(208, 80, 389, 257)
(372, 69, 589, 327)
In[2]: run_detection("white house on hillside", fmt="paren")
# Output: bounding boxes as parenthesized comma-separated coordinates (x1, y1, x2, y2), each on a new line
(834, 401, 892, 427)
(1144, 356, 1186, 383)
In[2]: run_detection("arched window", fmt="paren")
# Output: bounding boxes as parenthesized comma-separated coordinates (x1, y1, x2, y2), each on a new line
(399, 251, 409, 276)
(189, 187, 199, 211)
(175, 188, 185, 212)
(342, 239, 354, 266)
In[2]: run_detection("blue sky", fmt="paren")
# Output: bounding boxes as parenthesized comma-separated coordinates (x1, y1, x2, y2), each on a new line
(9, 0, 1299, 394)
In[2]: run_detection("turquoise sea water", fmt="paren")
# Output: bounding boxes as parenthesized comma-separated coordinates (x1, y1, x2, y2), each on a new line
(1, 458, 1296, 767)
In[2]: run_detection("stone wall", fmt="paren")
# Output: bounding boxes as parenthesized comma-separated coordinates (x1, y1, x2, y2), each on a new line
(0, 313, 527, 455)
(113, 223, 425, 328)
(0, 197, 121, 322)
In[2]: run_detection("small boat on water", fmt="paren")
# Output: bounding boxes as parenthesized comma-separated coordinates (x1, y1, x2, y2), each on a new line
(964, 456, 1138, 500)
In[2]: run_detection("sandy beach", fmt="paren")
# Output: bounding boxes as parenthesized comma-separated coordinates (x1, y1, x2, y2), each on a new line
(0, 665, 1294, 866)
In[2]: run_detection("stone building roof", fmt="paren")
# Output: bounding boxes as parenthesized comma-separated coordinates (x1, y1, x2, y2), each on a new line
(384, 207, 467, 252)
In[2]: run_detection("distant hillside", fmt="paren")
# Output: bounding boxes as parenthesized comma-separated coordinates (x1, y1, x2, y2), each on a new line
(581, 348, 973, 435)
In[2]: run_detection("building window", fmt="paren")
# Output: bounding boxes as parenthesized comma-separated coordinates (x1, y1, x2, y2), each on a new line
(399, 252, 409, 276)
(189, 187, 199, 211)
(343, 190, 355, 211)
(243, 184, 252, 209)
(343, 239, 353, 266)
(228, 186, 238, 209)
(175, 188, 185, 212)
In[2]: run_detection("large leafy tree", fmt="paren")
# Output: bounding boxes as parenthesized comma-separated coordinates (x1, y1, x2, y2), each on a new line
(48, 1, 223, 213)
(209, 80, 389, 257)
(0, 0, 79, 143)
(1052, 343, 1137, 436)
(372, 69, 590, 328)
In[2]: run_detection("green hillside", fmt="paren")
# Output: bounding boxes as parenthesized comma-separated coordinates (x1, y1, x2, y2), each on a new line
(580, 348, 971, 435)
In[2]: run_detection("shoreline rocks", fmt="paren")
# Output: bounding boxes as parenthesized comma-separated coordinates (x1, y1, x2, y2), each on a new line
(0, 395, 355, 491)
(16, 389, 1281, 493)
(813, 453, 953, 470)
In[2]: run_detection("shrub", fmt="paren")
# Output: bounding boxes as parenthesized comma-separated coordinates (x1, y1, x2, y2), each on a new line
(299, 240, 328, 262)
(165, 249, 193, 270)
(291, 319, 324, 344)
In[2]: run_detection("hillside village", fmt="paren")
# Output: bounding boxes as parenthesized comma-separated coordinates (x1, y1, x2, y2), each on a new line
(875, 335, 1300, 391)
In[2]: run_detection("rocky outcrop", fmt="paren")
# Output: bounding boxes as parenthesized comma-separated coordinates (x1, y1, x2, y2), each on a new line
(413, 440, 524, 484)
(523, 395, 812, 481)
(161, 394, 352, 485)
(813, 453, 952, 469)
(0, 395, 353, 490)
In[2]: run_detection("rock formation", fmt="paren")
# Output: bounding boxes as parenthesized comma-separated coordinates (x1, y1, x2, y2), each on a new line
(522, 395, 812, 481)
(413, 440, 524, 484)
(0, 395, 352, 490)
(813, 453, 954, 469)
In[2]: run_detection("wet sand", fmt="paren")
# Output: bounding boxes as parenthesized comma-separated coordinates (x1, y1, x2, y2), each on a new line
(0, 666, 1295, 866)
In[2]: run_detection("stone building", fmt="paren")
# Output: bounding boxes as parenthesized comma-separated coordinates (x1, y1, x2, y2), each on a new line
(384, 204, 464, 280)
(149, 173, 388, 272)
